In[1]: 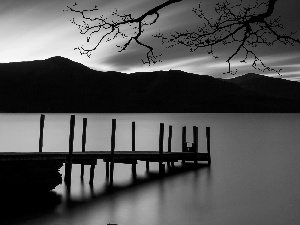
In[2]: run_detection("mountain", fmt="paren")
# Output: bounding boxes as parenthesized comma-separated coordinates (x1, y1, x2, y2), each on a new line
(225, 73, 300, 100)
(0, 57, 300, 113)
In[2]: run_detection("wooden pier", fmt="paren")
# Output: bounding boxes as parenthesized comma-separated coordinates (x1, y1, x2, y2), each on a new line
(0, 115, 211, 188)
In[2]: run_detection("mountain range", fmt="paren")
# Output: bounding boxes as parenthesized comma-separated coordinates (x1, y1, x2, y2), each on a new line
(0, 56, 299, 113)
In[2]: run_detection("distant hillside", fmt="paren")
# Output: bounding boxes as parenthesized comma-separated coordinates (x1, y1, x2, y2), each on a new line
(226, 73, 300, 100)
(0, 57, 300, 113)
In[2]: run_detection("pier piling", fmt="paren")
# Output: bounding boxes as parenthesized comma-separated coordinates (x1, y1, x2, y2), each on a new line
(39, 114, 45, 153)
(132, 122, 137, 179)
(81, 118, 87, 179)
(159, 123, 164, 175)
(65, 115, 75, 185)
(167, 125, 172, 168)
(182, 126, 186, 164)
(193, 126, 198, 165)
(206, 127, 211, 165)
(109, 119, 116, 186)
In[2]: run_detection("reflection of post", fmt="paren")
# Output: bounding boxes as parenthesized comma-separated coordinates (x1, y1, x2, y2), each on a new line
(81, 118, 87, 179)
(132, 122, 137, 179)
(193, 126, 198, 165)
(110, 119, 116, 186)
(206, 127, 211, 165)
(167, 126, 172, 168)
(39, 114, 45, 153)
(146, 161, 149, 173)
(182, 126, 186, 164)
(106, 161, 109, 180)
(159, 123, 165, 175)
(65, 115, 75, 186)
(89, 164, 95, 185)
(90, 182, 95, 198)
(66, 182, 71, 203)
(80, 175, 85, 198)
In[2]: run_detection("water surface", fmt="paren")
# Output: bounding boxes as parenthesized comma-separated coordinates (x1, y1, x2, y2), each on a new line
(1, 113, 300, 225)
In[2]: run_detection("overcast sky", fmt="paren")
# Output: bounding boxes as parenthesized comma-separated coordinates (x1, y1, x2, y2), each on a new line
(0, 0, 299, 80)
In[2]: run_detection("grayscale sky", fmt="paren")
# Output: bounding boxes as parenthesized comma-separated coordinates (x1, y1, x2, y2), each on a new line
(0, 0, 299, 80)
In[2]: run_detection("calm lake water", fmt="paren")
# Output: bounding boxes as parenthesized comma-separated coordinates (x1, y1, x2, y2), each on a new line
(1, 113, 300, 225)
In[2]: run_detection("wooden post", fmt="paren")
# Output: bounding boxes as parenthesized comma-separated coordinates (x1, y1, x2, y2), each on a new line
(39, 114, 45, 153)
(167, 125, 172, 167)
(182, 126, 186, 164)
(132, 122, 136, 179)
(206, 127, 211, 165)
(132, 122, 135, 152)
(81, 118, 87, 179)
(65, 115, 75, 185)
(82, 118, 87, 152)
(89, 164, 95, 185)
(69, 115, 75, 154)
(109, 119, 116, 186)
(193, 126, 198, 165)
(168, 125, 172, 152)
(159, 123, 164, 175)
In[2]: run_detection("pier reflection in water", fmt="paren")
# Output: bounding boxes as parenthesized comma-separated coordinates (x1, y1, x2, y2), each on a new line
(57, 161, 211, 225)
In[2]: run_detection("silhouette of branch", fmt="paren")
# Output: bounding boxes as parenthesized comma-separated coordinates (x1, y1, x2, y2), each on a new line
(66, 0, 300, 74)
(155, 0, 300, 75)
(65, 0, 183, 64)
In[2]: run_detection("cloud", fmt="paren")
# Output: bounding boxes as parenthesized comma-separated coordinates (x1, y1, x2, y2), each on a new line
(274, 64, 300, 68)
(266, 71, 300, 82)
(122, 55, 211, 74)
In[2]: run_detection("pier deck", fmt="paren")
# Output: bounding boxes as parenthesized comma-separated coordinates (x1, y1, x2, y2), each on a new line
(0, 151, 210, 162)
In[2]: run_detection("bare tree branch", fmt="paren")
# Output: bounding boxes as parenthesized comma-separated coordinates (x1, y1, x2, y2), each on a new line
(65, 0, 300, 74)
(65, 0, 183, 64)
(155, 0, 300, 75)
